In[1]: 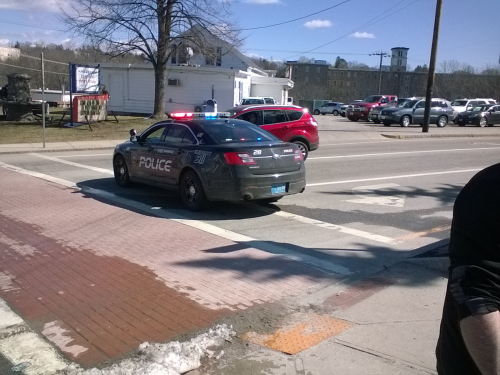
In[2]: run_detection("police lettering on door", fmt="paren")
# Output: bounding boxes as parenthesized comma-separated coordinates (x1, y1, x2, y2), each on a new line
(139, 156, 172, 172)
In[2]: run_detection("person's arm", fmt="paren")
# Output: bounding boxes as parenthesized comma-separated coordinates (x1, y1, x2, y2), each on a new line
(461, 311, 500, 375)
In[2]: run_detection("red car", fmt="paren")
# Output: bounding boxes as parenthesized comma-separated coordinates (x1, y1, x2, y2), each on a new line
(346, 95, 397, 121)
(229, 105, 319, 160)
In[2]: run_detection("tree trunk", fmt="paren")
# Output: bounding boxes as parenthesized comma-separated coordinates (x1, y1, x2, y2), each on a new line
(153, 63, 167, 119)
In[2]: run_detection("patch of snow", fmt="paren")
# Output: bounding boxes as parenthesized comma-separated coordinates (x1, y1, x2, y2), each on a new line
(64, 324, 236, 375)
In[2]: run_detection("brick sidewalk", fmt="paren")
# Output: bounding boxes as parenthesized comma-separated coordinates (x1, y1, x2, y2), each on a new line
(0, 168, 334, 367)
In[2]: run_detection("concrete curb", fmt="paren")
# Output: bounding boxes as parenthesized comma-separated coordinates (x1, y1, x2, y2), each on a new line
(382, 132, 500, 139)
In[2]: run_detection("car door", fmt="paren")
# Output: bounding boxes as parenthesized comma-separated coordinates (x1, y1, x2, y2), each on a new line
(260, 109, 291, 140)
(130, 124, 169, 183)
(154, 123, 192, 187)
(412, 100, 426, 123)
(491, 105, 500, 124)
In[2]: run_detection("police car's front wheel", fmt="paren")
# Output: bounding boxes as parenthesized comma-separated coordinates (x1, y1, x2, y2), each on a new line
(113, 155, 131, 187)
(180, 171, 207, 211)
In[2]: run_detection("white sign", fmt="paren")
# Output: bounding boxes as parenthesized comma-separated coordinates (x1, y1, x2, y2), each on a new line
(75, 67, 99, 93)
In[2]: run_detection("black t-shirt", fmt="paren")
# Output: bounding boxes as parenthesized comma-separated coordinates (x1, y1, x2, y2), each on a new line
(436, 162, 500, 374)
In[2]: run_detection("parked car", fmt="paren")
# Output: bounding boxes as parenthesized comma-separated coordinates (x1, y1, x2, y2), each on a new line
(369, 97, 419, 124)
(379, 98, 453, 127)
(450, 98, 497, 123)
(228, 105, 319, 160)
(340, 100, 362, 117)
(455, 104, 500, 127)
(113, 112, 306, 211)
(313, 102, 344, 116)
(240, 97, 276, 105)
(346, 95, 397, 121)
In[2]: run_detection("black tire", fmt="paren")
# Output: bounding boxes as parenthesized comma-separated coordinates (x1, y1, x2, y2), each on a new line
(180, 170, 207, 211)
(437, 115, 448, 127)
(478, 117, 487, 127)
(293, 141, 309, 161)
(333, 110, 339, 116)
(383, 121, 391, 127)
(399, 115, 411, 127)
(313, 109, 320, 115)
(373, 119, 381, 124)
(113, 155, 131, 187)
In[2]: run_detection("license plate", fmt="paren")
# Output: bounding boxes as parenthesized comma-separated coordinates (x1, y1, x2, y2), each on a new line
(271, 184, 286, 194)
(380, 115, 386, 119)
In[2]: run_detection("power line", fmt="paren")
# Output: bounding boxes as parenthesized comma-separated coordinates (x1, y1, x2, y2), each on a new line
(20, 53, 69, 66)
(0, 62, 69, 75)
(237, 0, 351, 31)
(0, 18, 64, 32)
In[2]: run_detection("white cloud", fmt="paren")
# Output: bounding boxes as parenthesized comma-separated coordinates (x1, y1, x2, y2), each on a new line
(350, 31, 375, 39)
(304, 20, 333, 29)
(0, 0, 60, 12)
(0, 39, 10, 46)
(244, 0, 281, 4)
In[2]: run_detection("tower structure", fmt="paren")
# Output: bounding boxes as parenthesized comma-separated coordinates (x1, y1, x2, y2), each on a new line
(390, 47, 409, 72)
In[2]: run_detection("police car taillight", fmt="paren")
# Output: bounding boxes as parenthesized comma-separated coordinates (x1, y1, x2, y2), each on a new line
(294, 149, 304, 161)
(224, 152, 257, 165)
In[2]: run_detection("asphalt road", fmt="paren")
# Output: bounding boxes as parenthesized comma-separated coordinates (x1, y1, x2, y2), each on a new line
(2, 116, 499, 281)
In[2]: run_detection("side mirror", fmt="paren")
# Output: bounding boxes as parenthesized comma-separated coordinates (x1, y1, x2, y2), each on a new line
(129, 129, 138, 142)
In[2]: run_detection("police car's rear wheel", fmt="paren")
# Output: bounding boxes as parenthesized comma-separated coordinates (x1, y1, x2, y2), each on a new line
(180, 171, 207, 211)
(113, 155, 131, 187)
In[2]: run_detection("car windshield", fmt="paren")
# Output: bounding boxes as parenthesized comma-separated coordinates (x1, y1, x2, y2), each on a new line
(451, 100, 467, 106)
(363, 95, 382, 103)
(202, 121, 278, 144)
(398, 100, 419, 108)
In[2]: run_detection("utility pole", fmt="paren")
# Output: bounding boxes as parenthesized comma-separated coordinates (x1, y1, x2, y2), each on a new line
(422, 0, 443, 133)
(370, 51, 390, 94)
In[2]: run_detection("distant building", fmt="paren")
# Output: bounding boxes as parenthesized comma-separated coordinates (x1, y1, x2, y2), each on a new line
(390, 47, 409, 72)
(0, 47, 20, 61)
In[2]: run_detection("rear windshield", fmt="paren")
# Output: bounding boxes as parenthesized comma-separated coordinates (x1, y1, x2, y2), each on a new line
(202, 121, 278, 144)
(451, 100, 467, 106)
(363, 95, 382, 103)
(241, 98, 265, 105)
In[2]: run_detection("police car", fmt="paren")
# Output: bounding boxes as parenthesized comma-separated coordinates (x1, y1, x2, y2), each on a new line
(113, 112, 306, 211)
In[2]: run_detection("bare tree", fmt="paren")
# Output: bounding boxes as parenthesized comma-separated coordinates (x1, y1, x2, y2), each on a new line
(60, 0, 241, 118)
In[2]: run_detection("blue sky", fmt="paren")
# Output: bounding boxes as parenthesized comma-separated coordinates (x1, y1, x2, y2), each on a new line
(0, 0, 499, 72)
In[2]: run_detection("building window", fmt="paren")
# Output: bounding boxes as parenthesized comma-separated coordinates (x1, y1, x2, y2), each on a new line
(360, 72, 363, 78)
(305, 76, 309, 83)
(346, 81, 350, 87)
(347, 72, 351, 78)
(317, 67, 321, 73)
(398, 59, 402, 65)
(353, 90, 356, 95)
(305, 66, 309, 73)
(316, 77, 320, 83)
(333, 80, 337, 86)
(405, 85, 409, 89)
(341, 72, 344, 77)
(340, 89, 343, 95)
(395, 73, 398, 78)
(353, 81, 357, 87)
(294, 76, 297, 81)
(353, 72, 357, 78)
(328, 71, 331, 77)
(405, 76, 410, 80)
(340, 81, 343, 86)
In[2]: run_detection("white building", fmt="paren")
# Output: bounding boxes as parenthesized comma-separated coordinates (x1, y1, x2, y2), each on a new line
(99, 25, 293, 114)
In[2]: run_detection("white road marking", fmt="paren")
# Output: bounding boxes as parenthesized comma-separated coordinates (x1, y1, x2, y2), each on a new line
(271, 210, 397, 245)
(347, 183, 406, 207)
(307, 146, 500, 160)
(307, 168, 483, 187)
(30, 153, 113, 175)
(55, 154, 112, 158)
(0, 162, 351, 275)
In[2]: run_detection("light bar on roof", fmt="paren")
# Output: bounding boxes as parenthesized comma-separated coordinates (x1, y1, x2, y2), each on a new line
(169, 112, 231, 119)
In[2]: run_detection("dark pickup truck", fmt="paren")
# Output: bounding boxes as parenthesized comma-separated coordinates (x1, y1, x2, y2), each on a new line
(346, 95, 397, 121)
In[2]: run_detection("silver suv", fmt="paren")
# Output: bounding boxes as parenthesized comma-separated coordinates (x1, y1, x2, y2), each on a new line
(313, 102, 344, 116)
(379, 98, 454, 127)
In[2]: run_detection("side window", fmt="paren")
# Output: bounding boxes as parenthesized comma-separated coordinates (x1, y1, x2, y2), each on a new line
(164, 124, 187, 143)
(236, 111, 262, 126)
(143, 126, 167, 144)
(263, 110, 288, 124)
(431, 101, 440, 108)
(285, 110, 303, 121)
(380, 98, 388, 104)
(182, 130, 197, 145)
(415, 101, 425, 109)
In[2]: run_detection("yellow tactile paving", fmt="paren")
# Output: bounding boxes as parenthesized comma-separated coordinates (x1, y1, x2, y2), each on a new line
(241, 313, 353, 354)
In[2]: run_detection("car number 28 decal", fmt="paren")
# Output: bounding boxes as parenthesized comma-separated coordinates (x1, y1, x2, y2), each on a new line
(139, 156, 172, 172)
